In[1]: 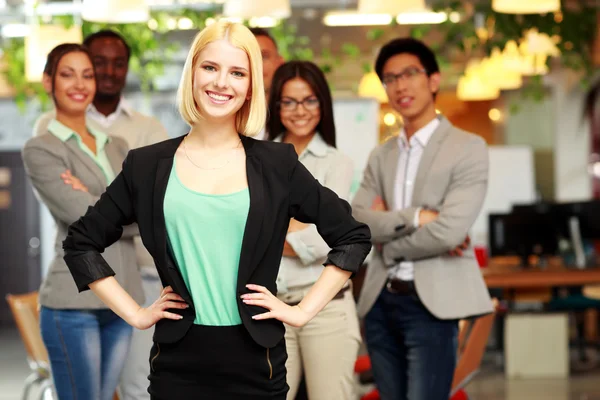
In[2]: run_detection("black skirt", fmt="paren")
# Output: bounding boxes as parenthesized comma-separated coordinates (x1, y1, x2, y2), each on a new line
(148, 324, 288, 400)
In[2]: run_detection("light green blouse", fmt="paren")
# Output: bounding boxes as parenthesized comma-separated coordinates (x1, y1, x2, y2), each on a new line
(163, 160, 249, 325)
(47, 119, 115, 184)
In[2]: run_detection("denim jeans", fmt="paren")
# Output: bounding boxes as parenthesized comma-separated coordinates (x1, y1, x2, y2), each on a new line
(120, 271, 163, 400)
(40, 306, 133, 400)
(364, 288, 458, 400)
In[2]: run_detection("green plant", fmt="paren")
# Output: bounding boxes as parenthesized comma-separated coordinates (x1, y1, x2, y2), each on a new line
(1, 38, 49, 111)
(269, 23, 313, 61)
(1, 9, 216, 110)
(433, 1, 598, 104)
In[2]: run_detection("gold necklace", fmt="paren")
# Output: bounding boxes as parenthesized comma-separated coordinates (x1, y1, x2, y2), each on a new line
(182, 136, 242, 170)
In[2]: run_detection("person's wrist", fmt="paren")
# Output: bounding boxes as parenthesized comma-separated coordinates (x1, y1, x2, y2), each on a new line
(127, 306, 143, 329)
(294, 304, 314, 323)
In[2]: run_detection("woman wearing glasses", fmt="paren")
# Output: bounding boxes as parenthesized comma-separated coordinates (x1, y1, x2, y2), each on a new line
(267, 61, 361, 400)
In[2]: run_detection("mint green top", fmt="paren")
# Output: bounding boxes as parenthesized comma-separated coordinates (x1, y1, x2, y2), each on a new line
(163, 161, 249, 326)
(47, 119, 115, 184)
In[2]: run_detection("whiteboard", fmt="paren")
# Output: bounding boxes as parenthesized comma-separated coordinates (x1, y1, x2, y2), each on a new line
(471, 145, 537, 245)
(332, 98, 380, 199)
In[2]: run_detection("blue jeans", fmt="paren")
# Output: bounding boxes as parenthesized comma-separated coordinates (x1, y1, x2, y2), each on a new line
(40, 307, 133, 400)
(120, 272, 163, 400)
(364, 288, 458, 400)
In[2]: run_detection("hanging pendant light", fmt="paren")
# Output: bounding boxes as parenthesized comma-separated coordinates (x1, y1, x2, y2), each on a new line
(25, 24, 83, 82)
(357, 71, 388, 103)
(81, 0, 150, 24)
(457, 60, 500, 101)
(357, 0, 425, 14)
(222, 0, 291, 20)
(492, 0, 560, 14)
(481, 48, 523, 90)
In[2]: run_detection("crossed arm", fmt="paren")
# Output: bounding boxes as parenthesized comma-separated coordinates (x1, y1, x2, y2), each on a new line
(22, 143, 138, 239)
(352, 139, 488, 264)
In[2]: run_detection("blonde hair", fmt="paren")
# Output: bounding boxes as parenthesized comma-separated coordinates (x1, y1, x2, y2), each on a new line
(177, 21, 266, 136)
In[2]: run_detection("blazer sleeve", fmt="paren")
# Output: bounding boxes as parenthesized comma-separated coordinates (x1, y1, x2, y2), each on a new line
(62, 151, 137, 292)
(287, 145, 371, 274)
(22, 141, 100, 226)
(285, 152, 354, 266)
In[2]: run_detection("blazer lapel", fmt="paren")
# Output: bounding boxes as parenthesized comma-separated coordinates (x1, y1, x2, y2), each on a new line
(383, 142, 400, 209)
(237, 138, 265, 287)
(153, 137, 193, 305)
(64, 139, 105, 188)
(412, 117, 452, 205)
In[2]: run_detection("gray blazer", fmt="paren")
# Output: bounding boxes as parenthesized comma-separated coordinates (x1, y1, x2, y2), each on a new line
(352, 117, 493, 320)
(22, 132, 144, 309)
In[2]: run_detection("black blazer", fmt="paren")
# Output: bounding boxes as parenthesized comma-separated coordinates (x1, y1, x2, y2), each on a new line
(63, 134, 371, 348)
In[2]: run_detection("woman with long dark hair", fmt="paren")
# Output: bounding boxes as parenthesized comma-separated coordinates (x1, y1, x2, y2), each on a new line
(267, 61, 361, 400)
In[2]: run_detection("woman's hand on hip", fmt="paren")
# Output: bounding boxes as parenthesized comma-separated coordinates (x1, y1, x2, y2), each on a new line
(242, 284, 312, 328)
(132, 286, 188, 330)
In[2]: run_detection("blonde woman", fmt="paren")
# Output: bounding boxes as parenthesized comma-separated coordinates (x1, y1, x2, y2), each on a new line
(62, 21, 371, 399)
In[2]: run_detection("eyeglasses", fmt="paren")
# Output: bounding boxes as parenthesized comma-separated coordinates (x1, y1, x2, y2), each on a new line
(382, 67, 427, 87)
(278, 97, 320, 111)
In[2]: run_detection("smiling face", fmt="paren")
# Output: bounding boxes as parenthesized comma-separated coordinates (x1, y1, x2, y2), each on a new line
(48, 51, 96, 115)
(279, 77, 321, 139)
(192, 39, 251, 122)
(382, 53, 440, 124)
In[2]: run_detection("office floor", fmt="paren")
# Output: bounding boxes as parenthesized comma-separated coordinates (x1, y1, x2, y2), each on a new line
(2, 327, 600, 400)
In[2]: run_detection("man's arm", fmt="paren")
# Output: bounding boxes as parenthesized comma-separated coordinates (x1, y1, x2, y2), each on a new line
(382, 138, 489, 264)
(352, 148, 419, 243)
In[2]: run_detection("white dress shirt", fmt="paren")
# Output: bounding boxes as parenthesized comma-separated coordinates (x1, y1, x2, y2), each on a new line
(389, 117, 440, 281)
(273, 133, 355, 292)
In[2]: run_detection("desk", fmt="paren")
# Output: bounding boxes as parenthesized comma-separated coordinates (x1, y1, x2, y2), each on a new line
(483, 265, 600, 289)
(483, 264, 600, 367)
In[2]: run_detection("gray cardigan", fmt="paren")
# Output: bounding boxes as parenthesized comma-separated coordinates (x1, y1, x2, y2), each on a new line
(22, 131, 144, 309)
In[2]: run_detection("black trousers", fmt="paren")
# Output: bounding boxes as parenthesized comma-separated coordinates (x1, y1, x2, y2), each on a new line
(149, 324, 288, 400)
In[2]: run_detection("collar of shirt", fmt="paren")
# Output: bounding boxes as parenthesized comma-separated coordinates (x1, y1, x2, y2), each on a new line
(273, 133, 329, 159)
(397, 116, 440, 151)
(47, 118, 111, 151)
(87, 97, 133, 127)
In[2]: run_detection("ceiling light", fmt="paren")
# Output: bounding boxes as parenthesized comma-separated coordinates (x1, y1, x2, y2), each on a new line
(383, 113, 397, 126)
(323, 12, 393, 27)
(223, 0, 291, 19)
(82, 0, 150, 23)
(249, 17, 279, 28)
(488, 108, 502, 122)
(1, 24, 30, 38)
(492, 0, 560, 14)
(396, 11, 447, 25)
(358, 0, 425, 15)
(357, 71, 388, 103)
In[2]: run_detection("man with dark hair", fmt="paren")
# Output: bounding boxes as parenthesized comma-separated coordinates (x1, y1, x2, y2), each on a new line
(248, 28, 284, 140)
(33, 29, 168, 400)
(249, 27, 284, 102)
(352, 38, 493, 400)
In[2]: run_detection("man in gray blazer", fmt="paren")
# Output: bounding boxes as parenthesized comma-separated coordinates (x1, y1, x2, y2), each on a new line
(352, 38, 494, 400)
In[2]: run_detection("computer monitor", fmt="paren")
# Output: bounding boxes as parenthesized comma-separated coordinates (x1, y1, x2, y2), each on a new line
(488, 212, 560, 266)
(512, 200, 600, 240)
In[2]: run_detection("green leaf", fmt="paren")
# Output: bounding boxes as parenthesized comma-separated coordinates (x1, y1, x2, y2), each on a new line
(341, 43, 361, 58)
